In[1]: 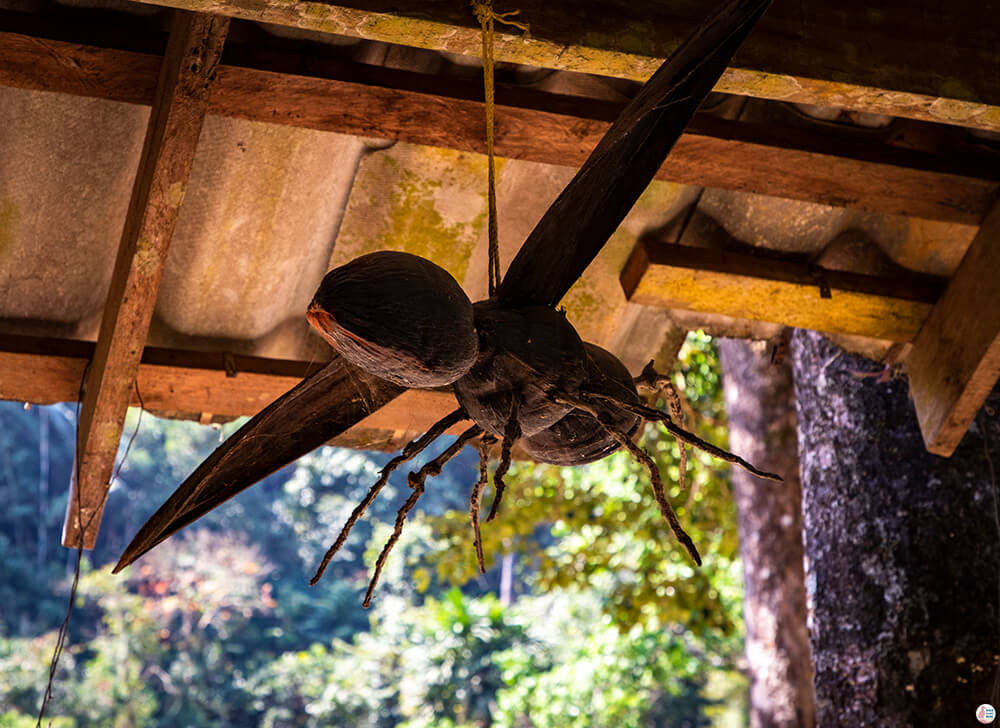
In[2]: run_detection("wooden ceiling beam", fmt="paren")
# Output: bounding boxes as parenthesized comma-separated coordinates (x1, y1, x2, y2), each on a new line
(2, 29, 998, 225)
(906, 200, 1000, 456)
(620, 241, 945, 343)
(118, 0, 1000, 133)
(64, 12, 230, 550)
(0, 335, 461, 448)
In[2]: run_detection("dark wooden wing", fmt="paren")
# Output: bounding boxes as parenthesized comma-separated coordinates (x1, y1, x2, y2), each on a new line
(497, 0, 772, 308)
(114, 355, 402, 571)
(115, 0, 771, 571)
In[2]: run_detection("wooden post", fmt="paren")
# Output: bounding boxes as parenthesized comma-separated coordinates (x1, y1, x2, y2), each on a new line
(906, 200, 1000, 456)
(63, 11, 230, 549)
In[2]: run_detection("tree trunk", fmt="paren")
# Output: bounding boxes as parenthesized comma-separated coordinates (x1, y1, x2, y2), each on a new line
(791, 330, 1000, 726)
(719, 338, 816, 728)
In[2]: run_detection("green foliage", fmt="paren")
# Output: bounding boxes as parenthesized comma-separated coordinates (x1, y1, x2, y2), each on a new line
(245, 589, 530, 728)
(494, 592, 722, 728)
(0, 332, 749, 726)
(0, 711, 73, 728)
(0, 631, 77, 723)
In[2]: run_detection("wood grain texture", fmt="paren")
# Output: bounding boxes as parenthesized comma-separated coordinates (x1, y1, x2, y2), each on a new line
(0, 30, 161, 104)
(497, 0, 773, 309)
(2, 28, 998, 224)
(906, 200, 1000, 456)
(621, 241, 944, 342)
(65, 12, 230, 549)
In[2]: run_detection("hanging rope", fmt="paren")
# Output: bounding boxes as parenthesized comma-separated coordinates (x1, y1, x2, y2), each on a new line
(472, 1, 528, 296)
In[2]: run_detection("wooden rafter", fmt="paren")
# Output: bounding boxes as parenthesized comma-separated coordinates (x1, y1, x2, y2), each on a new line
(2, 29, 998, 225)
(118, 0, 1000, 132)
(906, 200, 1000, 456)
(64, 11, 230, 549)
(0, 335, 460, 439)
(620, 241, 945, 343)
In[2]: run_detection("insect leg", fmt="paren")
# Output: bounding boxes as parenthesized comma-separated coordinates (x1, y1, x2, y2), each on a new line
(469, 434, 498, 574)
(486, 396, 521, 522)
(310, 407, 468, 585)
(363, 424, 482, 607)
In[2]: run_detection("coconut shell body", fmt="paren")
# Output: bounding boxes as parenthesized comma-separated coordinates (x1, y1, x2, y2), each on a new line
(453, 302, 588, 437)
(308, 251, 477, 387)
(522, 343, 642, 465)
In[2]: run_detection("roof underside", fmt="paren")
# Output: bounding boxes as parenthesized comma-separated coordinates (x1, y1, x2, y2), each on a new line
(1, 0, 999, 545)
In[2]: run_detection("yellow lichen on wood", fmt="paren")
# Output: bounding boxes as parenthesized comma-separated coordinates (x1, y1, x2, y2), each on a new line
(622, 242, 939, 343)
(631, 264, 932, 342)
(128, 0, 1000, 132)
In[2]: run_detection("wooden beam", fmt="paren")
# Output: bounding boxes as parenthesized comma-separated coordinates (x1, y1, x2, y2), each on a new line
(906, 201, 1000, 456)
(2, 29, 998, 225)
(0, 335, 461, 438)
(0, 26, 161, 105)
(211, 62, 998, 225)
(65, 12, 230, 549)
(118, 0, 1000, 132)
(620, 242, 945, 342)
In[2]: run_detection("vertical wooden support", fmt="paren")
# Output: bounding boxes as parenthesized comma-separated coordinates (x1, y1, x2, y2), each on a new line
(63, 11, 230, 548)
(907, 200, 1000, 456)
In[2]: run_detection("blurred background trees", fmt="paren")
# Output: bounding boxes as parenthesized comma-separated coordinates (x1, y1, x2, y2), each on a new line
(0, 334, 760, 727)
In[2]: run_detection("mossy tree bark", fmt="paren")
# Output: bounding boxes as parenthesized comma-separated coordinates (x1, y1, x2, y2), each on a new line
(790, 330, 1000, 726)
(719, 338, 815, 728)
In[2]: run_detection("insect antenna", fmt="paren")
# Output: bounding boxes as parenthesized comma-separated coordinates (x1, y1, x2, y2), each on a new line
(311, 407, 468, 585)
(363, 424, 482, 607)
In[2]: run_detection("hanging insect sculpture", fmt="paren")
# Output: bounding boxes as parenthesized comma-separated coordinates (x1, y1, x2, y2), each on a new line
(305, 249, 779, 605)
(114, 0, 778, 608)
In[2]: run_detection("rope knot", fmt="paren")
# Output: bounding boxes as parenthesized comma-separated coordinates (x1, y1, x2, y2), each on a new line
(471, 1, 529, 33)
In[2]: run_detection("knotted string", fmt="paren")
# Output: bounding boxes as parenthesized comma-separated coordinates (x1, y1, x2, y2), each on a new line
(472, 1, 528, 296)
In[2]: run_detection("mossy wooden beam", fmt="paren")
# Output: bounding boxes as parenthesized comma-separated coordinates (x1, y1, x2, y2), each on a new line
(122, 0, 1000, 132)
(620, 242, 945, 343)
(65, 11, 230, 550)
(906, 201, 1000, 456)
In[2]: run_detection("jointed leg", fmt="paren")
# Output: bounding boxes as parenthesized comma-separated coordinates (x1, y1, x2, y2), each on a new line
(486, 397, 521, 522)
(551, 391, 702, 565)
(661, 380, 689, 497)
(605, 423, 702, 566)
(311, 407, 467, 585)
(589, 393, 783, 482)
(470, 435, 497, 574)
(634, 360, 689, 495)
(363, 424, 482, 607)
